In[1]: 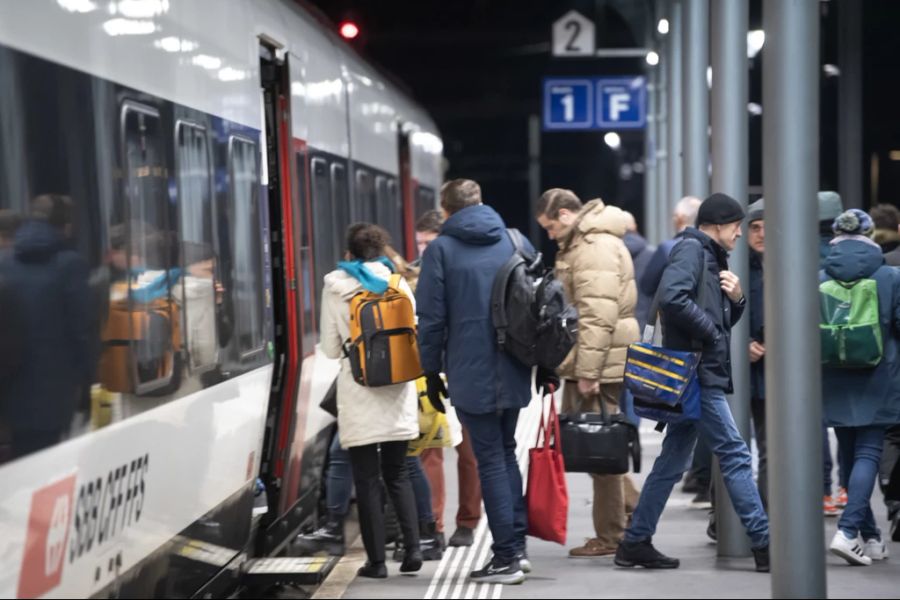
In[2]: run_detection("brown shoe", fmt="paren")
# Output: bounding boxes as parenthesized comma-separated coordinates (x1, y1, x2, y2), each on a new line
(568, 538, 617, 558)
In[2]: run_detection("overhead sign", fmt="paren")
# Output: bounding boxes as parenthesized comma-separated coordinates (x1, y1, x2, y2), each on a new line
(552, 10, 595, 57)
(543, 76, 646, 131)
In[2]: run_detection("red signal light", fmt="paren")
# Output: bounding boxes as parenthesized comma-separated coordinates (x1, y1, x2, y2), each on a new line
(339, 22, 359, 40)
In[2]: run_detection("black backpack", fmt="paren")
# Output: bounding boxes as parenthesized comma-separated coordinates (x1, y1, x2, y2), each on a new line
(490, 229, 578, 369)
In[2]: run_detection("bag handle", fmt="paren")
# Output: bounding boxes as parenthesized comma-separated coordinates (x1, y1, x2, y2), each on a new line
(535, 384, 561, 453)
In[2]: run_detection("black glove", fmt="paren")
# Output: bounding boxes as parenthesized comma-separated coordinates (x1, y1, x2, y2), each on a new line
(535, 366, 560, 396)
(424, 372, 448, 414)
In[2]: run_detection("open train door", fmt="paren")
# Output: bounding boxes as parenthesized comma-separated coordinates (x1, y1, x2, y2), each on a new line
(256, 39, 305, 554)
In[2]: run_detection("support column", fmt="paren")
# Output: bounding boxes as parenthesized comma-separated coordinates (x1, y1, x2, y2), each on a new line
(710, 0, 751, 558)
(763, 0, 827, 596)
(682, 0, 709, 199)
(666, 0, 684, 235)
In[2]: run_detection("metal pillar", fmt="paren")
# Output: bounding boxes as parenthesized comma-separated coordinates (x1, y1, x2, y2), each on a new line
(838, 0, 863, 208)
(528, 114, 541, 246)
(682, 0, 709, 199)
(711, 0, 751, 558)
(763, 0, 826, 596)
(666, 0, 684, 234)
(645, 73, 660, 244)
(656, 45, 669, 246)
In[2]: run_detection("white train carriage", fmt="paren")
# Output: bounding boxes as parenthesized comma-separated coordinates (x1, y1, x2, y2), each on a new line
(0, 1, 442, 597)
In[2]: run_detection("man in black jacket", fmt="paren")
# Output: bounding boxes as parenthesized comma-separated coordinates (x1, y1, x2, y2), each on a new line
(615, 193, 770, 573)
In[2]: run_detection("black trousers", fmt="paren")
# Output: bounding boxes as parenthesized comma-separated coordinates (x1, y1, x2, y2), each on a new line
(881, 424, 900, 506)
(348, 440, 420, 564)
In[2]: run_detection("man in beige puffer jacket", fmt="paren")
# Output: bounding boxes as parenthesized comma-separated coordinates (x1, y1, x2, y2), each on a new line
(536, 188, 641, 557)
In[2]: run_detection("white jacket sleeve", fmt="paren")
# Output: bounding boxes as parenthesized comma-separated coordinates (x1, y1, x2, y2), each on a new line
(320, 290, 344, 360)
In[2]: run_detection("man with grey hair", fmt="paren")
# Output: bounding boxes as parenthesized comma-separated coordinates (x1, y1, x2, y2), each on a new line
(417, 178, 536, 584)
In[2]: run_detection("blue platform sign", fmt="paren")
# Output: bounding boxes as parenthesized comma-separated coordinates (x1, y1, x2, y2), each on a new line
(543, 76, 646, 131)
(597, 77, 646, 129)
(543, 79, 593, 130)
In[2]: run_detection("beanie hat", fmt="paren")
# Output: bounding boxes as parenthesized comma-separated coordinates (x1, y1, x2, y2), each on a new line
(818, 191, 843, 222)
(747, 198, 764, 223)
(696, 193, 746, 226)
(832, 209, 874, 237)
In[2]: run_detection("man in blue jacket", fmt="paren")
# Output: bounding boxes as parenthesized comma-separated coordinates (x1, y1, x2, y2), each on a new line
(416, 179, 535, 585)
(615, 193, 770, 572)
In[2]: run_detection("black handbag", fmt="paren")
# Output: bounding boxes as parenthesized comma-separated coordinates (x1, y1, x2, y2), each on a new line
(559, 396, 641, 475)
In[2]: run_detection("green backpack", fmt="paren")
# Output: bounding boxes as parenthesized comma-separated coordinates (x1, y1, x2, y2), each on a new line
(819, 278, 883, 368)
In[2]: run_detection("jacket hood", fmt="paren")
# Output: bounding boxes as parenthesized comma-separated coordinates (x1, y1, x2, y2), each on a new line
(324, 261, 393, 300)
(824, 239, 884, 282)
(680, 227, 730, 269)
(558, 199, 627, 250)
(441, 204, 505, 246)
(576, 199, 627, 238)
(13, 220, 65, 263)
(623, 231, 648, 259)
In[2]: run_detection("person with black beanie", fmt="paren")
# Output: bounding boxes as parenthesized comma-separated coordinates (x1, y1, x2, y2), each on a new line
(616, 193, 771, 573)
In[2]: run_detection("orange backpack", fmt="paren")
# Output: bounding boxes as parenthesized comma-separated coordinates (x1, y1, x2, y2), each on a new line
(344, 274, 422, 387)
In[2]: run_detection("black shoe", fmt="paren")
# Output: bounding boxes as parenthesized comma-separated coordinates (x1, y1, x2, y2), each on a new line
(691, 488, 712, 508)
(681, 473, 701, 494)
(449, 526, 475, 547)
(707, 513, 717, 542)
(293, 520, 345, 556)
(752, 545, 770, 573)
(470, 556, 525, 585)
(400, 547, 423, 573)
(891, 512, 900, 543)
(358, 561, 387, 578)
(420, 521, 444, 561)
(435, 530, 447, 551)
(614, 540, 680, 569)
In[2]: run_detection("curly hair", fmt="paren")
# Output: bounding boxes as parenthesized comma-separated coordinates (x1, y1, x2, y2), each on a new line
(346, 222, 390, 260)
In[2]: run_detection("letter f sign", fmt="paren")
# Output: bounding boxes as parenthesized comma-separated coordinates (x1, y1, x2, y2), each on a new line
(610, 93, 630, 121)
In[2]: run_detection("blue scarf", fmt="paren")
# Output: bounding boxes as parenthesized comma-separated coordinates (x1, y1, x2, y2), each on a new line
(338, 256, 396, 294)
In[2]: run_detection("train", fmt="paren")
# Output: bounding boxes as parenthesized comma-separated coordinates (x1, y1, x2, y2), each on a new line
(0, 0, 443, 597)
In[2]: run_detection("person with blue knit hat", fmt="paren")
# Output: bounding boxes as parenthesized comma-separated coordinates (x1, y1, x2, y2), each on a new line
(821, 209, 900, 565)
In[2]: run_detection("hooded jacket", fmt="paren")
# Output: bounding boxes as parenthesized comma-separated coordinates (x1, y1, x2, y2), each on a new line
(1, 220, 92, 432)
(821, 239, 900, 427)
(416, 204, 533, 415)
(319, 261, 418, 449)
(658, 227, 745, 392)
(554, 200, 639, 383)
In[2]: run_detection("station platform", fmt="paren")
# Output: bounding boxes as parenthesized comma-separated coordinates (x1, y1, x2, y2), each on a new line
(315, 396, 900, 599)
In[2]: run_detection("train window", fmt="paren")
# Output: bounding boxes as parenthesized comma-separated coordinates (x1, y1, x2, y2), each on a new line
(176, 122, 218, 371)
(330, 163, 349, 241)
(354, 168, 376, 223)
(310, 157, 333, 309)
(376, 175, 403, 249)
(416, 186, 436, 219)
(294, 151, 316, 352)
(228, 137, 265, 358)
(117, 103, 178, 395)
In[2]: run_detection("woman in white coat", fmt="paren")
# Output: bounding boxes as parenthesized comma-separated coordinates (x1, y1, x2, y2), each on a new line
(320, 223, 422, 578)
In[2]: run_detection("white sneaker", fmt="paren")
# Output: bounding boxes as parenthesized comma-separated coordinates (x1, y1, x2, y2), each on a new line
(863, 537, 889, 561)
(830, 531, 872, 566)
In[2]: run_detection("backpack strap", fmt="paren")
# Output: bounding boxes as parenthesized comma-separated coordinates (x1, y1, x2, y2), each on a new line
(387, 273, 403, 292)
(491, 252, 525, 349)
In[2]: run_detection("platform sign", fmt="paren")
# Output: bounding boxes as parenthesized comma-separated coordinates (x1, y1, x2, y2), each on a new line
(543, 79, 593, 130)
(597, 77, 647, 129)
(542, 76, 646, 131)
(552, 10, 595, 57)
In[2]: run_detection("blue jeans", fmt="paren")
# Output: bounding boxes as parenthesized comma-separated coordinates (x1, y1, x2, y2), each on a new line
(326, 434, 353, 520)
(406, 456, 434, 523)
(625, 386, 769, 549)
(456, 408, 526, 564)
(835, 426, 885, 540)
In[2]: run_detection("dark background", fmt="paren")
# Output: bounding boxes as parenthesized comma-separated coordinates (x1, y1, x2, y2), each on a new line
(305, 0, 900, 253)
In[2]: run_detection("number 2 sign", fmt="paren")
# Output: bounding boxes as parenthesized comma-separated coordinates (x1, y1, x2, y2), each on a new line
(552, 10, 595, 57)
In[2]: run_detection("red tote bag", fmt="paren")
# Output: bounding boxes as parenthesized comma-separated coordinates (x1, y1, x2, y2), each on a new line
(526, 388, 568, 545)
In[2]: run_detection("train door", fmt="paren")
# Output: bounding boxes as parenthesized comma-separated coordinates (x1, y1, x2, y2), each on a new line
(398, 131, 416, 260)
(257, 40, 304, 553)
